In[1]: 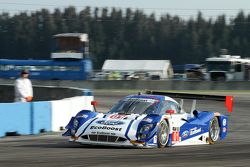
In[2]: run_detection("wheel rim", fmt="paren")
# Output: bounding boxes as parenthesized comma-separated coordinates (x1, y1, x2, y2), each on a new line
(210, 118, 220, 142)
(159, 123, 168, 145)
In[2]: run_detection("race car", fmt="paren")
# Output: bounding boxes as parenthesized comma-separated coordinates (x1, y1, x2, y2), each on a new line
(63, 91, 233, 148)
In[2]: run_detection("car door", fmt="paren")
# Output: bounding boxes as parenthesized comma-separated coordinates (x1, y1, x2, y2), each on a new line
(160, 101, 188, 144)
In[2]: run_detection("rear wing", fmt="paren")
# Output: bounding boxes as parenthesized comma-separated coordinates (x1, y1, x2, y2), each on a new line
(145, 90, 233, 113)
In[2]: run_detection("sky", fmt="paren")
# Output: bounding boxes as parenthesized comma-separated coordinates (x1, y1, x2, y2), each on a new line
(1, 0, 250, 20)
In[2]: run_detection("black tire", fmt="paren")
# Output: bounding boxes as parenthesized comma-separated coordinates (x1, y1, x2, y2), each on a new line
(157, 121, 169, 148)
(208, 117, 220, 144)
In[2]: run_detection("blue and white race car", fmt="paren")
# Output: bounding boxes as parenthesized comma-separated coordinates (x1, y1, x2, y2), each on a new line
(63, 91, 233, 148)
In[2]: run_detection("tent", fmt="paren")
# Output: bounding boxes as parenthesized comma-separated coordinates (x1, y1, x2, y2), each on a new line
(102, 60, 173, 79)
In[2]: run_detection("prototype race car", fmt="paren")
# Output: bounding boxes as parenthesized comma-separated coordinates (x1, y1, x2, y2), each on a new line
(63, 91, 233, 148)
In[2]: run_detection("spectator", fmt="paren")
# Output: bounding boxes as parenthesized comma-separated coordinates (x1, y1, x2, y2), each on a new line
(14, 70, 33, 102)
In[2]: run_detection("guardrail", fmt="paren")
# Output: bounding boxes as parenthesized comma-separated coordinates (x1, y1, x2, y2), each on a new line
(0, 89, 93, 137)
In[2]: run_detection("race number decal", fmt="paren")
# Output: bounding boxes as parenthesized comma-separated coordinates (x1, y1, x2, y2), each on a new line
(109, 114, 127, 119)
(172, 131, 180, 143)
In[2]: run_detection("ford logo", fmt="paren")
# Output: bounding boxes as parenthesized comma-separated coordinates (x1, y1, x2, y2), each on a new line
(96, 120, 124, 126)
(182, 130, 189, 138)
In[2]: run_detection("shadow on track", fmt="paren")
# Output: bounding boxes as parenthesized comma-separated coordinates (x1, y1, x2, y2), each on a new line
(15, 141, 138, 150)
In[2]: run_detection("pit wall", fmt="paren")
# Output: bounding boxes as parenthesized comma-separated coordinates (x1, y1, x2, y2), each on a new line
(1, 79, 250, 91)
(0, 84, 92, 103)
(0, 92, 93, 137)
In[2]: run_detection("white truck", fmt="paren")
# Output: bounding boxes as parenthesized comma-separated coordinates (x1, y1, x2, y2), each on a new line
(204, 55, 250, 81)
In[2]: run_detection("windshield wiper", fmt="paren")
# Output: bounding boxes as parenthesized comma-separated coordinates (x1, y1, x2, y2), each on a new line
(124, 99, 140, 114)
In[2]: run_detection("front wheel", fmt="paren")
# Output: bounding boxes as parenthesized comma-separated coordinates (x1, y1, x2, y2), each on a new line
(157, 121, 169, 148)
(208, 117, 220, 144)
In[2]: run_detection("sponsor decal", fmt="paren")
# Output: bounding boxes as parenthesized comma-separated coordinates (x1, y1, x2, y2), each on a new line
(109, 114, 127, 119)
(90, 125, 122, 131)
(172, 127, 180, 131)
(153, 135, 157, 143)
(223, 119, 227, 126)
(199, 136, 206, 142)
(202, 136, 206, 142)
(96, 120, 124, 126)
(190, 127, 202, 136)
(172, 131, 180, 143)
(91, 131, 116, 135)
(125, 98, 158, 103)
(182, 130, 189, 138)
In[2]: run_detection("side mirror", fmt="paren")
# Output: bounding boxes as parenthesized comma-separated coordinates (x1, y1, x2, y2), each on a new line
(166, 109, 175, 114)
(91, 100, 98, 106)
(193, 110, 199, 117)
(91, 100, 98, 112)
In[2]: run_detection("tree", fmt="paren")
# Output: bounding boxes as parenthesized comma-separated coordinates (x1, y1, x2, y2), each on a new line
(1, 7, 250, 69)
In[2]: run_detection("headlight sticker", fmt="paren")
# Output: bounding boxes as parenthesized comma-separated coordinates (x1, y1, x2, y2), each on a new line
(142, 117, 153, 123)
(77, 114, 88, 118)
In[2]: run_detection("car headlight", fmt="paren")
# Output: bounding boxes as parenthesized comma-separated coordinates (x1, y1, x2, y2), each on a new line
(140, 124, 153, 133)
(139, 134, 148, 140)
(73, 119, 79, 129)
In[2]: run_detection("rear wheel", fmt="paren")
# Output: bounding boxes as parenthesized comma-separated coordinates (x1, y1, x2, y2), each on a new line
(157, 121, 169, 148)
(208, 117, 220, 144)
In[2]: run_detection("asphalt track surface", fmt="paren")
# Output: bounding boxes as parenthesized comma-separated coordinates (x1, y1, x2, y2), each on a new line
(0, 91, 250, 167)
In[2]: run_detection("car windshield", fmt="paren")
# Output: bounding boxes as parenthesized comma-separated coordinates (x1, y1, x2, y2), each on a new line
(108, 98, 159, 115)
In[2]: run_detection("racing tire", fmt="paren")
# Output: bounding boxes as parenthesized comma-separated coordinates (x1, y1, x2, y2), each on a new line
(157, 121, 169, 148)
(208, 117, 220, 144)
